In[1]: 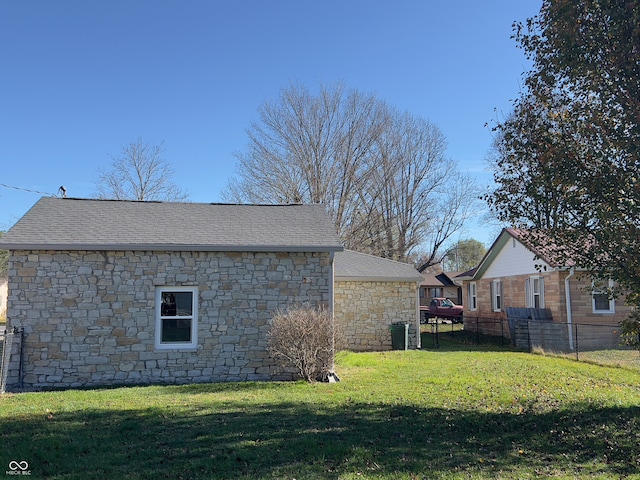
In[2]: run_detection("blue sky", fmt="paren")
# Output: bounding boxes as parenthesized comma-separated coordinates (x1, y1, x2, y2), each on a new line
(0, 1, 541, 246)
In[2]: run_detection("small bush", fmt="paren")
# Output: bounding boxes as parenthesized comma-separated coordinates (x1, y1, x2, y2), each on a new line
(267, 304, 342, 382)
(621, 311, 640, 350)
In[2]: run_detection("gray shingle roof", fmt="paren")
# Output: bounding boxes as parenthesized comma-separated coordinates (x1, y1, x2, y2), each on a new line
(0, 197, 343, 252)
(334, 250, 422, 282)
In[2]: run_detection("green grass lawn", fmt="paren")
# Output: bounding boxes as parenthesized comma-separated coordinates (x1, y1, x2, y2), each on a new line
(2, 345, 640, 479)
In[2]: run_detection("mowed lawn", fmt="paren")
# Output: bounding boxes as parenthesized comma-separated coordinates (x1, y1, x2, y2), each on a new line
(2, 343, 640, 479)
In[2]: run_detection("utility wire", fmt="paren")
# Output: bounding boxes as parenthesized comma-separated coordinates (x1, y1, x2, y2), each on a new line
(0, 183, 59, 197)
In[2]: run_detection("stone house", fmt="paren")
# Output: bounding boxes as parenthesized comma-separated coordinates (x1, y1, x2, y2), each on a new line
(459, 228, 632, 349)
(0, 197, 343, 391)
(333, 250, 423, 351)
(0, 197, 422, 391)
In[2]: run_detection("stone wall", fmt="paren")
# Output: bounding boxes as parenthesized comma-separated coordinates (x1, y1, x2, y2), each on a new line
(5, 250, 332, 391)
(334, 280, 418, 351)
(0, 277, 7, 319)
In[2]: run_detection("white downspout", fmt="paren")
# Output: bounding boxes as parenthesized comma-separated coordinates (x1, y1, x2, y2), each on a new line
(328, 251, 337, 380)
(565, 267, 575, 350)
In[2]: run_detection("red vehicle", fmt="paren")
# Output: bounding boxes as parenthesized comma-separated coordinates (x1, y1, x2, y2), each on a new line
(420, 298, 464, 324)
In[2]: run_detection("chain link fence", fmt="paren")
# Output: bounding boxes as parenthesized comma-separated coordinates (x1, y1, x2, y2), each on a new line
(421, 313, 637, 367)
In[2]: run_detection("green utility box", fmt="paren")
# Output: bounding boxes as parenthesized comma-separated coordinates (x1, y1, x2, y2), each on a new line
(389, 323, 409, 350)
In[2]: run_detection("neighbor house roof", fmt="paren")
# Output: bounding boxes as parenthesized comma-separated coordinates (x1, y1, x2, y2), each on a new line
(0, 197, 343, 253)
(420, 272, 461, 288)
(469, 227, 574, 280)
(333, 250, 423, 282)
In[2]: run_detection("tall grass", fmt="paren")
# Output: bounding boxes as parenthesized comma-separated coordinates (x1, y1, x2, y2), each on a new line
(2, 347, 640, 479)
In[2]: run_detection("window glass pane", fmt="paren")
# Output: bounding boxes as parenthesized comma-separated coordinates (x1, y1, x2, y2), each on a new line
(533, 278, 540, 294)
(161, 291, 193, 316)
(174, 292, 193, 316)
(161, 318, 192, 342)
(161, 292, 177, 316)
(594, 293, 610, 311)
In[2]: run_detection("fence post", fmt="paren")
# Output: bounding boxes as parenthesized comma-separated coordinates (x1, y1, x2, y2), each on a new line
(476, 317, 480, 345)
(501, 319, 504, 347)
(19, 327, 25, 390)
(434, 321, 439, 349)
(574, 323, 579, 361)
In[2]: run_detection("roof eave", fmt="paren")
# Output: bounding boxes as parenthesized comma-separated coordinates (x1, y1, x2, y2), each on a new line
(0, 243, 344, 253)
(335, 275, 423, 283)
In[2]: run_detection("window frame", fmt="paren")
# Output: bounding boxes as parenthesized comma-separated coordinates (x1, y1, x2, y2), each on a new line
(155, 286, 199, 350)
(428, 287, 443, 298)
(526, 276, 545, 309)
(468, 281, 477, 311)
(592, 280, 615, 314)
(492, 279, 503, 312)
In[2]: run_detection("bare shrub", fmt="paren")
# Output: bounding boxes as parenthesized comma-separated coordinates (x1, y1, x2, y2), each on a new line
(267, 304, 342, 382)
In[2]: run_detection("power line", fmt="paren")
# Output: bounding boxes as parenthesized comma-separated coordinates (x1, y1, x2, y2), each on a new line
(0, 183, 59, 197)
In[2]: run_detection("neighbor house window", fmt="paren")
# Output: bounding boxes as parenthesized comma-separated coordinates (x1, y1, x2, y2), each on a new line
(592, 280, 615, 314)
(526, 276, 545, 309)
(155, 286, 198, 350)
(429, 287, 443, 298)
(468, 282, 477, 311)
(491, 279, 503, 312)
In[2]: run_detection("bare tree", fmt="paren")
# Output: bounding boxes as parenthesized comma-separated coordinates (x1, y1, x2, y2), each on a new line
(226, 83, 478, 263)
(95, 139, 189, 201)
(225, 83, 387, 235)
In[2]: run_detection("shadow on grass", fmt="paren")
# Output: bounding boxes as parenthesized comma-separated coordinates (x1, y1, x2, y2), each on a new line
(420, 333, 519, 353)
(2, 395, 638, 479)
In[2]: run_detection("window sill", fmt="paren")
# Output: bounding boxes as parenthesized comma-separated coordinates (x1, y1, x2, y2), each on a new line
(155, 344, 198, 352)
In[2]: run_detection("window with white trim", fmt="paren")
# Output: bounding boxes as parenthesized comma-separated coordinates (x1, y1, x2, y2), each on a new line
(592, 280, 615, 314)
(155, 286, 198, 350)
(492, 279, 503, 312)
(526, 276, 545, 309)
(468, 282, 477, 311)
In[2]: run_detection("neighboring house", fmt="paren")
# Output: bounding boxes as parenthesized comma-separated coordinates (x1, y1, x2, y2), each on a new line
(459, 228, 631, 350)
(0, 197, 342, 391)
(419, 272, 462, 306)
(333, 250, 423, 351)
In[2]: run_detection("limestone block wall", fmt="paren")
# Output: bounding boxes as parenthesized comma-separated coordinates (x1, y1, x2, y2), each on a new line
(5, 250, 331, 391)
(334, 280, 418, 351)
(0, 277, 7, 319)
